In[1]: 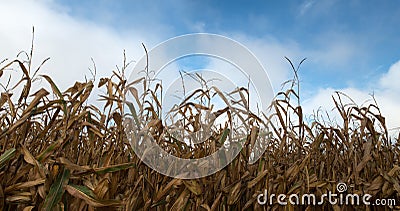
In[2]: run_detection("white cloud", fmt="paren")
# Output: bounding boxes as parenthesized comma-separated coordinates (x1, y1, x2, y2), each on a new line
(0, 0, 158, 94)
(379, 60, 400, 91)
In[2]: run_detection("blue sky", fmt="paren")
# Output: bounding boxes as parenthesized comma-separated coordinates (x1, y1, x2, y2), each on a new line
(1, 0, 400, 131)
(55, 0, 400, 92)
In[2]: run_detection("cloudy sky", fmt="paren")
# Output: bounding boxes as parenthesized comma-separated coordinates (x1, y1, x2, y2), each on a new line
(1, 0, 399, 133)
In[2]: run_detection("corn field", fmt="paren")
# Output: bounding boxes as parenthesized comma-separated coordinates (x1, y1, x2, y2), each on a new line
(0, 46, 399, 210)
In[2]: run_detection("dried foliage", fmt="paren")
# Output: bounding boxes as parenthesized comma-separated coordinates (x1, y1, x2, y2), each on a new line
(0, 46, 399, 211)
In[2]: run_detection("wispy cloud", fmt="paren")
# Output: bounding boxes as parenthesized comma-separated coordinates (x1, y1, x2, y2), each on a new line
(309, 38, 358, 67)
(299, 0, 315, 16)
(189, 21, 207, 33)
